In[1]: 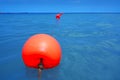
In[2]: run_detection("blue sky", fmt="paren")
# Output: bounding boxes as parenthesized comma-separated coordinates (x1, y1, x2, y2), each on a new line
(0, 0, 120, 13)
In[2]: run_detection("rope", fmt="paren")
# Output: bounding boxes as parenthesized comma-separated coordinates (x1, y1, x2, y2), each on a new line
(38, 58, 44, 80)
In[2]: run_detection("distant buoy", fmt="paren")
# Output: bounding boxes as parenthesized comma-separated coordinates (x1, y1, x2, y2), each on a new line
(56, 13, 63, 20)
(22, 34, 62, 69)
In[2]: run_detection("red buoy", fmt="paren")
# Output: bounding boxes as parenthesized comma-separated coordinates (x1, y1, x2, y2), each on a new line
(22, 34, 62, 69)
(56, 13, 63, 20)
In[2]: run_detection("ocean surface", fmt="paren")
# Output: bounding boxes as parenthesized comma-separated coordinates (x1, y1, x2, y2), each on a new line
(0, 13, 120, 80)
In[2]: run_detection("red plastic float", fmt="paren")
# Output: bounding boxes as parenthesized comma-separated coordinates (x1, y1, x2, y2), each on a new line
(56, 13, 63, 20)
(22, 34, 62, 69)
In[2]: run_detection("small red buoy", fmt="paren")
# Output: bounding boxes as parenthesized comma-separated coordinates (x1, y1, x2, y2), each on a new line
(56, 13, 63, 20)
(22, 34, 62, 69)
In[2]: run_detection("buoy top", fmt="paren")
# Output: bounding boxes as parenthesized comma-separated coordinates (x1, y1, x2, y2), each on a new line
(22, 34, 62, 69)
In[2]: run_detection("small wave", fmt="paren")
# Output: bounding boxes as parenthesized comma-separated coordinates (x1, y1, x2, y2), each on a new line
(0, 54, 18, 64)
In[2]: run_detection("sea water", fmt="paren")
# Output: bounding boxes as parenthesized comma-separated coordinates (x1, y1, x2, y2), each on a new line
(0, 13, 120, 80)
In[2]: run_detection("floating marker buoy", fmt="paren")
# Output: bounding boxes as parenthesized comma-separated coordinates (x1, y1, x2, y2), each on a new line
(22, 34, 62, 69)
(56, 13, 63, 20)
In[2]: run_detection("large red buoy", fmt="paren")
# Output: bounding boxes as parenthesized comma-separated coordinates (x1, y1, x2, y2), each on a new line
(22, 34, 62, 69)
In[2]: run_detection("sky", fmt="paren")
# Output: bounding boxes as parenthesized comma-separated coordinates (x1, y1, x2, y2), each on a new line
(0, 0, 120, 13)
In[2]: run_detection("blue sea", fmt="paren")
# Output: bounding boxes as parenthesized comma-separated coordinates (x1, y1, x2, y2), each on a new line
(0, 13, 120, 80)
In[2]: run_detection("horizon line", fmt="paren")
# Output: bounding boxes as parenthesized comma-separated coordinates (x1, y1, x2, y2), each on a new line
(0, 12, 120, 14)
